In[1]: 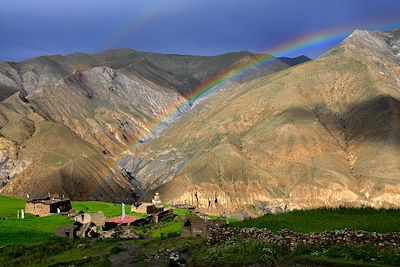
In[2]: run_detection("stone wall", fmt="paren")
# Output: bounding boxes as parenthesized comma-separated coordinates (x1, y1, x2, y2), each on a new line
(146, 205, 164, 214)
(207, 226, 400, 250)
(131, 202, 152, 214)
(25, 199, 71, 217)
(181, 217, 227, 238)
(50, 200, 72, 213)
(25, 202, 51, 217)
(74, 213, 105, 227)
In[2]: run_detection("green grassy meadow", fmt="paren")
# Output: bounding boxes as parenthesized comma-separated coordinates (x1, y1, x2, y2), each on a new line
(230, 208, 400, 233)
(71, 200, 147, 219)
(2, 195, 400, 266)
(0, 195, 190, 246)
(0, 196, 71, 246)
(0, 196, 145, 246)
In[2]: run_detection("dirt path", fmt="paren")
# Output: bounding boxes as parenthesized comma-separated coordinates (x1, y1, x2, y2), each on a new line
(109, 246, 139, 267)
(109, 245, 169, 267)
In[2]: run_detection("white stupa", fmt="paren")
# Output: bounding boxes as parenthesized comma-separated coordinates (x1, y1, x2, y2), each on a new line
(152, 192, 162, 206)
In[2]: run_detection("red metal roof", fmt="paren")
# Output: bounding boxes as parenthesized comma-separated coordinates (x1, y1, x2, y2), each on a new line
(105, 216, 139, 224)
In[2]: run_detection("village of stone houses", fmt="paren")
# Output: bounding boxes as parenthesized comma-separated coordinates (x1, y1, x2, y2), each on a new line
(2, 2, 400, 265)
(24, 192, 226, 240)
(1, 189, 400, 266)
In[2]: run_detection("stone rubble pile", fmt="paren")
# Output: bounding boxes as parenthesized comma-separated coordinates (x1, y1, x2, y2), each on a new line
(145, 247, 188, 266)
(99, 226, 141, 239)
(207, 226, 400, 249)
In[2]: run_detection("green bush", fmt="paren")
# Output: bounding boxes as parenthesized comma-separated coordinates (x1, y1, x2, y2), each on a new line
(110, 245, 124, 254)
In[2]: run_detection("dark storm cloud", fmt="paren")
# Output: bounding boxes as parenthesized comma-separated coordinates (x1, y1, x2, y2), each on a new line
(0, 0, 399, 61)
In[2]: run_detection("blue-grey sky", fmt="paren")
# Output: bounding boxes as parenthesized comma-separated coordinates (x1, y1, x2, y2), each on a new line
(0, 0, 399, 62)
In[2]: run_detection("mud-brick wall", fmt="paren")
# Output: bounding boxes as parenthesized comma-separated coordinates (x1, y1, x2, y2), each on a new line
(25, 203, 51, 217)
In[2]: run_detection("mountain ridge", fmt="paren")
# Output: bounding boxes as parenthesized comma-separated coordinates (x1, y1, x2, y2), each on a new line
(0, 48, 309, 201)
(123, 29, 400, 218)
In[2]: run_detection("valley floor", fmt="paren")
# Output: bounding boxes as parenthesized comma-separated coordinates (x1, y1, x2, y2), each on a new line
(1, 196, 400, 266)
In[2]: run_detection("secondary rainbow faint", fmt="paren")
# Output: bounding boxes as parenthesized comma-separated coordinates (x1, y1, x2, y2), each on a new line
(102, 0, 182, 49)
(90, 20, 400, 199)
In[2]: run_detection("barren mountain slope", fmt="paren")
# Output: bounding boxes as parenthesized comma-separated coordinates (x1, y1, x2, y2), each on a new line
(128, 29, 400, 217)
(0, 49, 308, 100)
(0, 93, 133, 201)
(0, 49, 308, 200)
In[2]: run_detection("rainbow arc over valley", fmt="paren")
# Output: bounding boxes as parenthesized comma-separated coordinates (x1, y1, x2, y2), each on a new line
(90, 21, 400, 198)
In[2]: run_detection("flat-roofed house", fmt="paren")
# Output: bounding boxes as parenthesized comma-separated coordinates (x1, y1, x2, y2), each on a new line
(74, 212, 105, 227)
(25, 197, 72, 217)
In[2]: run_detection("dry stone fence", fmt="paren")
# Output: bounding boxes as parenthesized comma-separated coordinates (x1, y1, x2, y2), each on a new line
(207, 225, 400, 250)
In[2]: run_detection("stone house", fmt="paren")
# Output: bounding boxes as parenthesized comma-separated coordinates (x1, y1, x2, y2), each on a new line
(172, 204, 196, 211)
(132, 192, 164, 214)
(146, 205, 164, 214)
(150, 208, 174, 224)
(76, 222, 99, 238)
(131, 202, 152, 214)
(25, 197, 72, 217)
(56, 225, 78, 240)
(74, 212, 105, 227)
(104, 216, 140, 230)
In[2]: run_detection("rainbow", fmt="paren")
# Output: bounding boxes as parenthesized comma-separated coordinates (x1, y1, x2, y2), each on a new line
(102, 1, 182, 49)
(90, 21, 400, 199)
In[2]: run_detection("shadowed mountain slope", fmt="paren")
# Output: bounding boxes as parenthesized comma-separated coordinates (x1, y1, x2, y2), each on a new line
(126, 29, 400, 218)
(0, 49, 308, 201)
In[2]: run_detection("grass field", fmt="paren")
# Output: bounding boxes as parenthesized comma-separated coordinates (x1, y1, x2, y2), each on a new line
(71, 200, 147, 219)
(230, 208, 400, 233)
(0, 196, 71, 246)
(2, 195, 400, 246)
(0, 195, 27, 217)
(0, 196, 192, 246)
(0, 195, 144, 219)
(0, 196, 149, 246)
(2, 195, 400, 266)
(192, 240, 400, 267)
